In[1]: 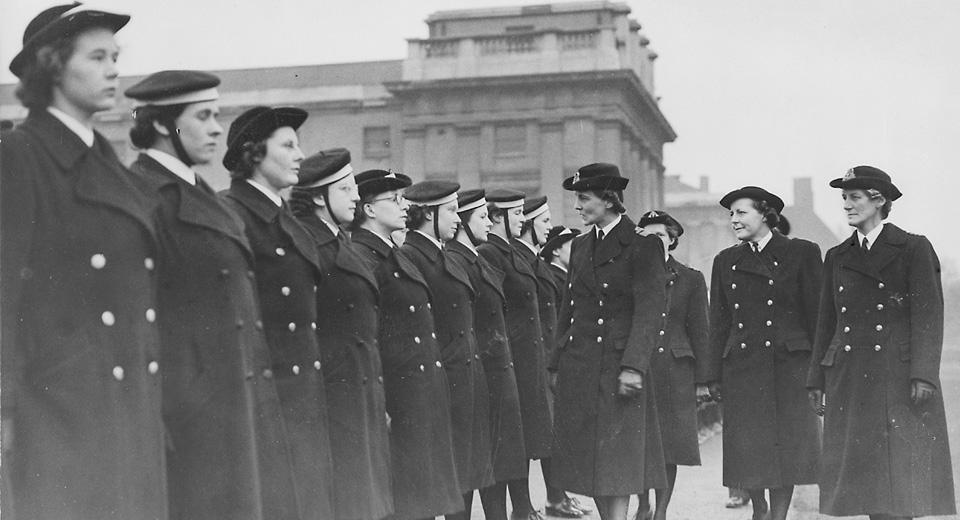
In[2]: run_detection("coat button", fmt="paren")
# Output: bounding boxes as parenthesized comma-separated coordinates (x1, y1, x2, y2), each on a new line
(596, 336, 602, 343)
(459, 330, 465, 337)
(659, 330, 665, 336)
(112, 365, 124, 381)
(292, 365, 300, 375)
(765, 340, 771, 347)
(841, 306, 847, 313)
(147, 361, 159, 374)
(145, 308, 156, 323)
(528, 316, 534, 322)
(526, 291, 532, 296)
(878, 282, 885, 289)
(420, 364, 426, 372)
(247, 270, 255, 279)
(393, 272, 400, 278)
(874, 344, 882, 352)
(773, 261, 779, 266)
(661, 312, 667, 318)
(281, 286, 291, 296)
(431, 332, 437, 339)
(220, 268, 230, 277)
(263, 369, 274, 379)
(313, 285, 318, 293)
(740, 343, 747, 349)
(597, 318, 604, 325)
(288, 322, 297, 332)
(602, 282, 609, 288)
(409, 305, 416, 313)
(570, 300, 575, 306)
(876, 303, 884, 311)
(547, 302, 553, 307)
(844, 345, 852, 352)
(347, 303, 354, 310)
(414, 336, 421, 344)
(144, 257, 155, 270)
(766, 320, 772, 327)
(101, 311, 116, 326)
(768, 279, 774, 286)
(844, 326, 851, 333)
(236, 319, 244, 329)
(734, 303, 740, 310)
(738, 322, 744, 329)
(767, 299, 773, 306)
(314, 360, 322, 370)
(668, 280, 674, 286)
(362, 376, 369, 384)
(275, 247, 286, 256)
(475, 354, 481, 360)
(427, 303, 432, 310)
(436, 361, 443, 368)
(311, 322, 317, 330)
(90, 253, 106, 269)
(569, 335, 574, 341)
(658, 347, 665, 353)
(599, 300, 604, 307)
(378, 376, 383, 384)
(452, 303, 458, 309)
(731, 265, 737, 271)
(731, 283, 737, 290)
(875, 324, 883, 331)
(839, 285, 844, 292)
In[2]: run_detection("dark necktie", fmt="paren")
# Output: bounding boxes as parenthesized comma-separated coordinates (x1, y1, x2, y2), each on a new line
(751, 242, 760, 254)
(861, 237, 869, 253)
(597, 229, 605, 241)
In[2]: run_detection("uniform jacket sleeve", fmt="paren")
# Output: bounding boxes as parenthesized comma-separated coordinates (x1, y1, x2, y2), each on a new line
(687, 269, 712, 384)
(705, 253, 729, 383)
(907, 236, 945, 387)
(807, 248, 837, 390)
(798, 240, 824, 342)
(619, 235, 667, 373)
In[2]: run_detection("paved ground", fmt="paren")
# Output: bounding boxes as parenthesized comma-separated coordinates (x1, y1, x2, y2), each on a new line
(468, 362, 960, 520)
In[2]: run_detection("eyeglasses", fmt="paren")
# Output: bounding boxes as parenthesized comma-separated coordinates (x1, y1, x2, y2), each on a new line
(370, 193, 404, 205)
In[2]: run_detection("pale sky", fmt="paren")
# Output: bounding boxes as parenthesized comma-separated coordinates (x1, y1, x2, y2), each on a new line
(2, 0, 959, 268)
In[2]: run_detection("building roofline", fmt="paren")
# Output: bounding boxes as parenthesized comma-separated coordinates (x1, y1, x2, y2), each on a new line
(425, 1, 631, 23)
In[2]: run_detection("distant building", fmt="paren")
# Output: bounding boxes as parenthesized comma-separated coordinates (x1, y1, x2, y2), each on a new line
(0, 1, 675, 223)
(665, 175, 841, 283)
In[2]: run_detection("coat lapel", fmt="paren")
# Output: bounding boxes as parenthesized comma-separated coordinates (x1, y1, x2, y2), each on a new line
(569, 232, 599, 295)
(592, 217, 635, 267)
(866, 224, 907, 275)
(836, 231, 881, 280)
(729, 242, 772, 278)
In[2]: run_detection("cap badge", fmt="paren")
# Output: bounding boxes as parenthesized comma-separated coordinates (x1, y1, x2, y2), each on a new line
(572, 172, 580, 184)
(843, 168, 856, 181)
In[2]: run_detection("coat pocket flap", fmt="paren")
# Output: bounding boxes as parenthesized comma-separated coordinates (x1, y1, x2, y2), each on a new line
(670, 347, 695, 359)
(784, 336, 812, 352)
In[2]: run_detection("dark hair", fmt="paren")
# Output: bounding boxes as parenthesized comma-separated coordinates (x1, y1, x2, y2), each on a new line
(866, 189, 893, 219)
(406, 204, 430, 231)
(129, 104, 188, 149)
(520, 218, 534, 237)
(350, 191, 378, 231)
(15, 35, 76, 110)
(590, 189, 626, 214)
(750, 198, 780, 229)
(289, 187, 321, 218)
(230, 140, 269, 180)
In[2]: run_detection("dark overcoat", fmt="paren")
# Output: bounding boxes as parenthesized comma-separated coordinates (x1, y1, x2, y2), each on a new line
(351, 228, 463, 518)
(706, 231, 821, 488)
(295, 213, 393, 520)
(648, 256, 710, 466)
(807, 225, 955, 517)
(513, 239, 560, 371)
(0, 112, 168, 520)
(402, 231, 495, 492)
(448, 240, 528, 482)
(550, 217, 668, 496)
(478, 234, 553, 459)
(222, 180, 336, 520)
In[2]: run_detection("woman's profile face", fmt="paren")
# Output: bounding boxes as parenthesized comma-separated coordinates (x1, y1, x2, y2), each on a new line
(254, 126, 304, 192)
(842, 189, 884, 227)
(467, 206, 493, 242)
(54, 27, 120, 116)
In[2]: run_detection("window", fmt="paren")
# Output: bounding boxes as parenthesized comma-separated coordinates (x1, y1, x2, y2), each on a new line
(363, 126, 391, 159)
(494, 124, 526, 157)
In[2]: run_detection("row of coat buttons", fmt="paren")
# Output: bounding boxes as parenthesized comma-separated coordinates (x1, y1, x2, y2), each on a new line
(739, 341, 773, 349)
(731, 280, 774, 290)
(840, 304, 885, 313)
(842, 324, 884, 333)
(732, 262, 778, 270)
(91, 254, 155, 271)
(407, 303, 433, 312)
(112, 361, 160, 381)
(254, 360, 324, 379)
(102, 309, 156, 326)
(842, 344, 884, 352)
(839, 282, 885, 292)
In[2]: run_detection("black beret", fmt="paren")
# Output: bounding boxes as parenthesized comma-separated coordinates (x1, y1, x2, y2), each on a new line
(356, 169, 411, 199)
(562, 162, 629, 191)
(523, 196, 548, 217)
(540, 226, 581, 259)
(223, 106, 308, 171)
(829, 165, 902, 201)
(486, 188, 525, 209)
(125, 70, 220, 106)
(457, 189, 486, 213)
(10, 3, 130, 77)
(404, 180, 461, 206)
(296, 148, 352, 190)
(638, 210, 684, 237)
(719, 186, 785, 213)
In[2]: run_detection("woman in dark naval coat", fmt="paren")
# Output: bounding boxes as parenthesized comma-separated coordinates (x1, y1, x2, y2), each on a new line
(350, 169, 463, 520)
(447, 189, 528, 520)
(808, 166, 955, 520)
(550, 163, 667, 520)
(635, 211, 711, 520)
(291, 149, 393, 520)
(221, 106, 337, 519)
(1, 7, 167, 518)
(706, 186, 821, 520)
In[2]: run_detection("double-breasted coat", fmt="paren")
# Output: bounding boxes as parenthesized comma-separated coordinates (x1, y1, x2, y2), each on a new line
(402, 231, 495, 493)
(514, 240, 561, 374)
(807, 225, 955, 517)
(447, 239, 528, 483)
(1, 112, 168, 520)
(351, 228, 463, 519)
(478, 234, 553, 459)
(707, 231, 821, 488)
(222, 179, 336, 520)
(295, 212, 393, 520)
(550, 217, 668, 496)
(648, 256, 710, 466)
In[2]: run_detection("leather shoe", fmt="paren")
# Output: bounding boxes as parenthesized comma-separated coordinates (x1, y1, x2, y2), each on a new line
(725, 495, 750, 508)
(545, 498, 584, 518)
(566, 497, 592, 514)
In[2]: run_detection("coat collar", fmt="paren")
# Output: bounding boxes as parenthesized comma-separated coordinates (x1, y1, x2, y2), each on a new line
(404, 229, 442, 262)
(223, 178, 282, 223)
(592, 214, 636, 266)
(351, 227, 394, 261)
(20, 110, 93, 171)
(837, 223, 908, 279)
(448, 239, 504, 297)
(446, 239, 479, 265)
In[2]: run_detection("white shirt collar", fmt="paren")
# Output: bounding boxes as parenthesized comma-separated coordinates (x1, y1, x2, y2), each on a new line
(551, 262, 568, 274)
(857, 222, 885, 250)
(319, 216, 341, 236)
(246, 179, 283, 207)
(461, 239, 479, 256)
(752, 229, 773, 252)
(146, 149, 196, 185)
(596, 214, 622, 239)
(517, 238, 539, 256)
(414, 230, 444, 251)
(371, 229, 395, 248)
(47, 106, 94, 147)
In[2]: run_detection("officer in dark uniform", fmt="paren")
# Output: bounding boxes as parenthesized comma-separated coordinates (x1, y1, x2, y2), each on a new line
(706, 186, 821, 520)
(634, 210, 711, 520)
(350, 169, 463, 520)
(219, 104, 337, 519)
(479, 189, 553, 520)
(447, 189, 527, 520)
(550, 163, 667, 520)
(401, 181, 495, 519)
(808, 166, 955, 520)
(2, 6, 168, 518)
(126, 73, 284, 519)
(290, 149, 393, 520)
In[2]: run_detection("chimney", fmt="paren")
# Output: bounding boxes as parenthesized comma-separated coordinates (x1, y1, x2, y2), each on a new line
(699, 176, 709, 192)
(794, 177, 813, 210)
